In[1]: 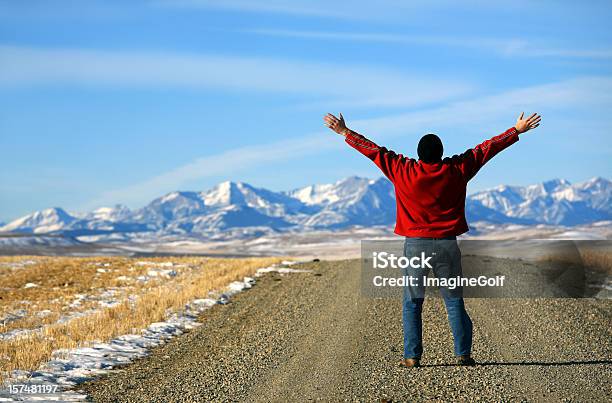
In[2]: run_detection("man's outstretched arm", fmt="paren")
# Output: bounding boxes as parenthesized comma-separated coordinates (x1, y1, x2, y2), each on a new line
(323, 113, 406, 181)
(458, 112, 542, 180)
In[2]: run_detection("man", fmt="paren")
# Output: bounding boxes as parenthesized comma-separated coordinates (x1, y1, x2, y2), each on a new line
(323, 112, 541, 368)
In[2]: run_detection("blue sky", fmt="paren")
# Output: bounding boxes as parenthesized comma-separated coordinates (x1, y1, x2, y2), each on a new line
(1, 0, 611, 222)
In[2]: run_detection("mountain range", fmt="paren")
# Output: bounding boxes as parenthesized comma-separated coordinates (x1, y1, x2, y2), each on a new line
(1, 177, 610, 240)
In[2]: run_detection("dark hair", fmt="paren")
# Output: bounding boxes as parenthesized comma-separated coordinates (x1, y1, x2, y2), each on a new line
(417, 133, 443, 163)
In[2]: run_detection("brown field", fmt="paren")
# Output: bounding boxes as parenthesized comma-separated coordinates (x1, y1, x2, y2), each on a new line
(0, 256, 284, 383)
(578, 246, 612, 274)
(537, 244, 612, 274)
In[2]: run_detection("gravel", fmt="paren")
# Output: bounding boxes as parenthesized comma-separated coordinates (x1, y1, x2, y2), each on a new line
(80, 259, 612, 402)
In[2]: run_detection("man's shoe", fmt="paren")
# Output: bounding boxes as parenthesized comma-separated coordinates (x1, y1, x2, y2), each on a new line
(456, 355, 476, 366)
(399, 358, 420, 368)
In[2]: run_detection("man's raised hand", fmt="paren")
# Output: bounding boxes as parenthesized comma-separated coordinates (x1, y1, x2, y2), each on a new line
(515, 112, 542, 134)
(324, 113, 349, 136)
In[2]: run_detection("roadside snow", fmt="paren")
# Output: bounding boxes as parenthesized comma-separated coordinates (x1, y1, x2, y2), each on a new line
(256, 265, 312, 276)
(0, 260, 308, 401)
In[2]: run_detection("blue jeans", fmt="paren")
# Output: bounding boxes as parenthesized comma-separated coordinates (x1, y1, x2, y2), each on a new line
(402, 237, 473, 359)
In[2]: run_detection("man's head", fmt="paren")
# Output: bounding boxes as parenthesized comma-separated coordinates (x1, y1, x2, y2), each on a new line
(417, 133, 443, 163)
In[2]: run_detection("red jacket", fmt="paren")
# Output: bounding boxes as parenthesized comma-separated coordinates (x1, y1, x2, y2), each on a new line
(345, 127, 520, 237)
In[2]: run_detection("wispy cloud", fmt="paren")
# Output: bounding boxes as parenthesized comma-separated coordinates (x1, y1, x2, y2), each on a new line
(245, 29, 612, 60)
(152, 0, 347, 18)
(0, 45, 472, 108)
(356, 76, 612, 132)
(152, 0, 531, 21)
(82, 133, 338, 209)
(84, 75, 612, 210)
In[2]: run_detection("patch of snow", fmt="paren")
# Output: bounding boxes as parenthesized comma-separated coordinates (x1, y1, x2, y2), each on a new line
(135, 261, 181, 268)
(98, 300, 121, 308)
(0, 260, 37, 269)
(68, 295, 86, 309)
(0, 328, 36, 341)
(281, 260, 307, 266)
(146, 269, 177, 278)
(255, 265, 313, 276)
(0, 310, 28, 326)
(0, 290, 125, 341)
(0, 236, 79, 248)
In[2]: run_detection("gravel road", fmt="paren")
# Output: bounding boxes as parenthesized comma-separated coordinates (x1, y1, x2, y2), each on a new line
(81, 259, 612, 402)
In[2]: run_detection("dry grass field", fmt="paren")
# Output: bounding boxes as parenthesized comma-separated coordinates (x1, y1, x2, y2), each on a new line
(0, 256, 283, 383)
(579, 245, 612, 273)
(537, 243, 612, 274)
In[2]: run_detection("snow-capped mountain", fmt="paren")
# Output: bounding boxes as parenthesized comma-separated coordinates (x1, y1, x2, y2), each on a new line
(132, 181, 315, 233)
(84, 205, 133, 222)
(0, 205, 148, 237)
(203, 181, 309, 216)
(290, 177, 396, 228)
(469, 177, 611, 225)
(0, 207, 77, 234)
(1, 177, 610, 239)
